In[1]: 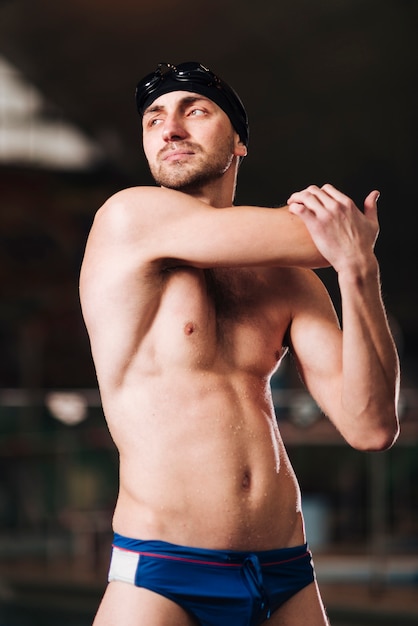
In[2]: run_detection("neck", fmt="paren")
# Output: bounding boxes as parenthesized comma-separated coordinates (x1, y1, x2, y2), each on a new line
(179, 179, 236, 208)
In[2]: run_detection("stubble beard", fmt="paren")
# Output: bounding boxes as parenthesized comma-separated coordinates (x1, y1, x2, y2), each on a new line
(149, 136, 236, 193)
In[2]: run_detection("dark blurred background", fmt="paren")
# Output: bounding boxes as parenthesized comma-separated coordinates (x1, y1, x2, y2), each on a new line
(0, 0, 417, 623)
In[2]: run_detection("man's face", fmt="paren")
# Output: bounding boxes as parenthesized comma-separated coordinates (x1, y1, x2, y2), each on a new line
(142, 90, 244, 191)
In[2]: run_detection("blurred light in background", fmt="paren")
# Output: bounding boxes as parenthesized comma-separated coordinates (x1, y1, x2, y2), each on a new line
(45, 391, 88, 426)
(0, 55, 102, 170)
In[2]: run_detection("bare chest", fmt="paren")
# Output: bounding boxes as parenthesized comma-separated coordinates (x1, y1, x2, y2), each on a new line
(146, 266, 289, 376)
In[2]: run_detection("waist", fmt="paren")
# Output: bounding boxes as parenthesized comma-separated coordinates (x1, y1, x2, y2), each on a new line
(111, 532, 311, 565)
(106, 383, 303, 549)
(113, 463, 304, 551)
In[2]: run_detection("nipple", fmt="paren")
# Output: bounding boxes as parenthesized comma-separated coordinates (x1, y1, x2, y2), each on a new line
(184, 322, 195, 336)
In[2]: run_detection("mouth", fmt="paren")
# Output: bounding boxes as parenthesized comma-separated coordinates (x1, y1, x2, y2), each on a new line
(162, 150, 195, 162)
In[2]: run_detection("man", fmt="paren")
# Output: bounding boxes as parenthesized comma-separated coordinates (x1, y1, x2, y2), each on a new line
(80, 62, 400, 625)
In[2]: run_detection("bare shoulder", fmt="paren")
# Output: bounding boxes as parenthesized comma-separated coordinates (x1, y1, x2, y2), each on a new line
(79, 187, 182, 384)
(81, 185, 214, 277)
(80, 186, 192, 281)
(79, 187, 172, 330)
(90, 185, 193, 239)
(94, 184, 212, 225)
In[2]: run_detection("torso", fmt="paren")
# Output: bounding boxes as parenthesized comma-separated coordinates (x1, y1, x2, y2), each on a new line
(87, 261, 306, 551)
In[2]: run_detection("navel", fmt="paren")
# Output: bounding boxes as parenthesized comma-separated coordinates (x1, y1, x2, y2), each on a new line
(241, 470, 251, 490)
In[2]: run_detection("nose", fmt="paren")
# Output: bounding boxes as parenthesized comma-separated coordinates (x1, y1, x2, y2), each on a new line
(162, 113, 188, 142)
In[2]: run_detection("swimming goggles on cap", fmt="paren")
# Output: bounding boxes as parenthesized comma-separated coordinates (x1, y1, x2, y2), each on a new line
(135, 62, 249, 147)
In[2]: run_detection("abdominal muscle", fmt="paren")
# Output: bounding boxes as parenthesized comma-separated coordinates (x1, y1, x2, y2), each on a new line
(105, 369, 305, 552)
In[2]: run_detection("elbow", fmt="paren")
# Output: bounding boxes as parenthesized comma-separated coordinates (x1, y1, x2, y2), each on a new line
(348, 416, 400, 452)
(358, 429, 399, 452)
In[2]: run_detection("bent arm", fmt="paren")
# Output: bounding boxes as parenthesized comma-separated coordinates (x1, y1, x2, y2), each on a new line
(289, 267, 399, 451)
(93, 186, 327, 269)
(338, 259, 400, 448)
(287, 185, 400, 451)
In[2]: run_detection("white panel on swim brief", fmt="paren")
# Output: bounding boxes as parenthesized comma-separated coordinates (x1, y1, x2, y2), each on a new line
(108, 547, 140, 584)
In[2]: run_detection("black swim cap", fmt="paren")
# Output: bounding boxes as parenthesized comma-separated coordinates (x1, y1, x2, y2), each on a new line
(135, 62, 249, 148)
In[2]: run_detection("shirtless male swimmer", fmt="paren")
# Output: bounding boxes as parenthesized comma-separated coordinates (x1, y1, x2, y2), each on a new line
(80, 62, 400, 626)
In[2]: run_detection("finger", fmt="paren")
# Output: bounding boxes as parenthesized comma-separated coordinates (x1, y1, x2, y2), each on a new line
(320, 184, 363, 216)
(288, 201, 324, 232)
(363, 190, 380, 222)
(288, 201, 308, 217)
(320, 183, 350, 204)
(289, 184, 348, 214)
(287, 185, 321, 203)
(287, 186, 326, 213)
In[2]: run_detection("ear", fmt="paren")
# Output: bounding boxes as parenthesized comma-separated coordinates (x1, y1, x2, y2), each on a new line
(234, 139, 247, 158)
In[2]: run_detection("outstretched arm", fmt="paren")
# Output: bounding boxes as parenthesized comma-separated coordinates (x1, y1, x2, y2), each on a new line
(90, 186, 328, 270)
(287, 184, 400, 450)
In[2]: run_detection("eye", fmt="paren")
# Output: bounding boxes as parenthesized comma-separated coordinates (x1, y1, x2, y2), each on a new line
(151, 117, 163, 125)
(189, 108, 206, 117)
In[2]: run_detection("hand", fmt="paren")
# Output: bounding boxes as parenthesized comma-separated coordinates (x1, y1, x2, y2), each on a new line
(287, 184, 380, 273)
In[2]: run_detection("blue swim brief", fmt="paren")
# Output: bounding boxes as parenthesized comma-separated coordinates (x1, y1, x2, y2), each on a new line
(108, 533, 315, 625)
